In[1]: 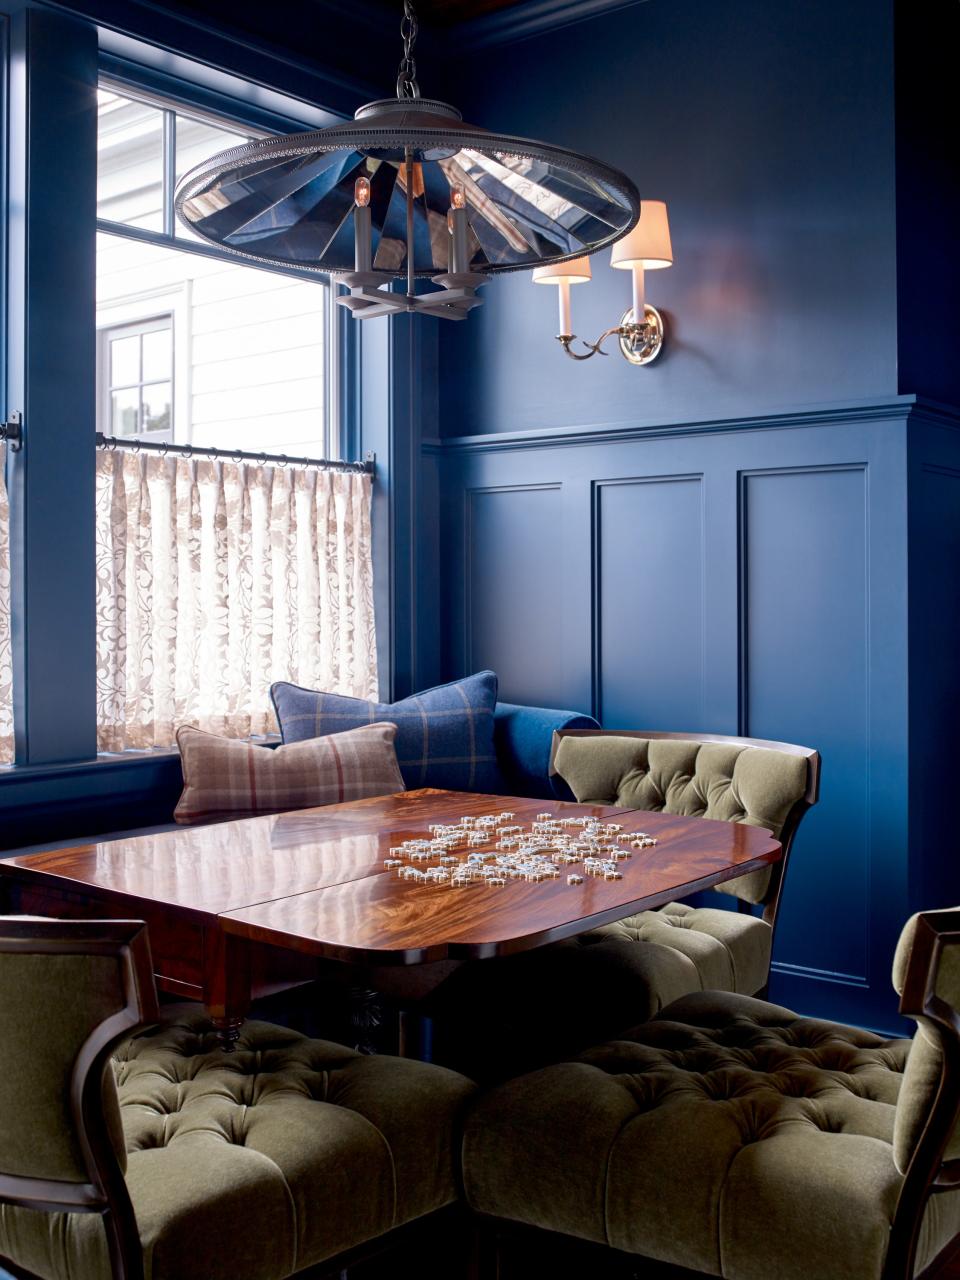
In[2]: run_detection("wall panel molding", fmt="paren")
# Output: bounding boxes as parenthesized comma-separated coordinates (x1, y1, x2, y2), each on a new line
(770, 960, 870, 989)
(592, 474, 705, 726)
(739, 464, 871, 993)
(436, 404, 913, 1029)
(464, 483, 564, 703)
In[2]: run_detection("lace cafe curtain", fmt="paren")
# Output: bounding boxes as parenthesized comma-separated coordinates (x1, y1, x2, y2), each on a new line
(0, 443, 12, 764)
(95, 451, 378, 752)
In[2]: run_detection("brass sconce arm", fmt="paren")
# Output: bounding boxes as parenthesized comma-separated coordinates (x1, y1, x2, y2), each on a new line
(557, 305, 665, 366)
(557, 329, 616, 359)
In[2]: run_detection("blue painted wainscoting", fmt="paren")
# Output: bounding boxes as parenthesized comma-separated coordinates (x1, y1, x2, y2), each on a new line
(432, 396, 960, 1033)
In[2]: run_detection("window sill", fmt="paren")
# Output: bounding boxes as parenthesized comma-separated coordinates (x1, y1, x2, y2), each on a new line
(0, 736, 280, 784)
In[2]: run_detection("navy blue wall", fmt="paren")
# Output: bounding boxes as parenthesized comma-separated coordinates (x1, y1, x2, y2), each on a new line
(435, 403, 918, 1030)
(895, 0, 960, 407)
(438, 0, 898, 437)
(429, 0, 960, 1032)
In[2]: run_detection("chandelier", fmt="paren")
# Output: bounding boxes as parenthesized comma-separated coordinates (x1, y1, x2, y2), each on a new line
(175, 2, 640, 322)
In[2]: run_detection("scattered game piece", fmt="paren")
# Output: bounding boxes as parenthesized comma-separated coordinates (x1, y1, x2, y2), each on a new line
(382, 809, 660, 890)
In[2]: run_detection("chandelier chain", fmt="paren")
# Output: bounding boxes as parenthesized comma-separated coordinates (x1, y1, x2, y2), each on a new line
(396, 0, 420, 99)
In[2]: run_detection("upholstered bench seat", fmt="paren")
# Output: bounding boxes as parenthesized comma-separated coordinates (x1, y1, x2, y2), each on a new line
(426, 733, 816, 1082)
(581, 900, 773, 1002)
(0, 1008, 475, 1280)
(553, 732, 819, 1016)
(462, 990, 960, 1279)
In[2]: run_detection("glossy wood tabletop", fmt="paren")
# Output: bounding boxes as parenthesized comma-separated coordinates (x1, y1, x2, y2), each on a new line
(220, 798, 781, 964)
(0, 789, 635, 920)
(0, 789, 780, 1044)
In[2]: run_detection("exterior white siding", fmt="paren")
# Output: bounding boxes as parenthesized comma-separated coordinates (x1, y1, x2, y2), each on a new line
(96, 91, 331, 456)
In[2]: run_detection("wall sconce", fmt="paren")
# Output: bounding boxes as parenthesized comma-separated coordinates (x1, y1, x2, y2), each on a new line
(533, 200, 673, 364)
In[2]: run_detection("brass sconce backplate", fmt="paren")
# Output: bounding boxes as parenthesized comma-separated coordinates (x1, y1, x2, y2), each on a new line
(619, 304, 665, 365)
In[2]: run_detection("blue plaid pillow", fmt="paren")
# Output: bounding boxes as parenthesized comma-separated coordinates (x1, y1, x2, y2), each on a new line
(270, 671, 506, 794)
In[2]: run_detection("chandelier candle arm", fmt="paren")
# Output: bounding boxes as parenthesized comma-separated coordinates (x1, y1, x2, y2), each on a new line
(405, 148, 415, 298)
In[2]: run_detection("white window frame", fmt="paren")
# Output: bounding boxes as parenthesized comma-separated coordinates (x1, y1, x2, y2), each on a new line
(98, 312, 178, 442)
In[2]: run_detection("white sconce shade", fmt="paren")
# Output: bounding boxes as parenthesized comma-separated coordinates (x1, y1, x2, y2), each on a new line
(533, 256, 593, 335)
(531, 257, 593, 285)
(531, 207, 673, 363)
(610, 200, 673, 270)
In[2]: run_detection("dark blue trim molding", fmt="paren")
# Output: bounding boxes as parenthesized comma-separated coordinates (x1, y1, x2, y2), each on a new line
(46, 0, 380, 117)
(425, 395, 924, 456)
(6, 6, 99, 763)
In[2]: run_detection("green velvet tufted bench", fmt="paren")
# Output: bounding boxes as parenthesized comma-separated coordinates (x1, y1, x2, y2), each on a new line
(0, 918, 476, 1280)
(550, 730, 820, 1007)
(462, 908, 960, 1280)
(426, 730, 819, 1082)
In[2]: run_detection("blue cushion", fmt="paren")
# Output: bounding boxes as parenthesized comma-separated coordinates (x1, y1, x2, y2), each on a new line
(271, 671, 505, 793)
(494, 703, 600, 800)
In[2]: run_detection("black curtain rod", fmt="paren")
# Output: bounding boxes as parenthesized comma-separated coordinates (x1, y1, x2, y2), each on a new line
(95, 432, 374, 474)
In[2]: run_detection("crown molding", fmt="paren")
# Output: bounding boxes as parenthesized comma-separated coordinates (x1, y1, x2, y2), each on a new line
(50, 0, 384, 118)
(451, 0, 652, 50)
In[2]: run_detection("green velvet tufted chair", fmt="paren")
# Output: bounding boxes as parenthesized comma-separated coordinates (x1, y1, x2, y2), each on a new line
(550, 728, 820, 1006)
(0, 917, 476, 1280)
(463, 908, 960, 1280)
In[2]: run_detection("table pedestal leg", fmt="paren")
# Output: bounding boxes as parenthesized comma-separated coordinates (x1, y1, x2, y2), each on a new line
(202, 927, 251, 1052)
(398, 1009, 435, 1062)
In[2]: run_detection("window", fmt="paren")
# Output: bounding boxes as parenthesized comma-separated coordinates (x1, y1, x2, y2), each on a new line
(92, 79, 373, 755)
(96, 84, 338, 457)
(100, 317, 174, 438)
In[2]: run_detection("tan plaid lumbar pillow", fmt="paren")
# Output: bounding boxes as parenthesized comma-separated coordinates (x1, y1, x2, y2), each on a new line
(174, 722, 405, 825)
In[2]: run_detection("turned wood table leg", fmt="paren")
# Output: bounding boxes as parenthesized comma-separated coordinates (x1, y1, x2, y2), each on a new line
(202, 927, 251, 1052)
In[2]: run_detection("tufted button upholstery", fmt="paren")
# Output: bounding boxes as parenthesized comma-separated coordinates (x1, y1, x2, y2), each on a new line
(579, 901, 772, 1002)
(0, 1008, 475, 1280)
(554, 735, 809, 905)
(543, 734, 813, 1034)
(462, 991, 960, 1280)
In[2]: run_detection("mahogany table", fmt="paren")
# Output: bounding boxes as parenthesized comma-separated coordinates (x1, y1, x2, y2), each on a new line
(0, 788, 781, 1048)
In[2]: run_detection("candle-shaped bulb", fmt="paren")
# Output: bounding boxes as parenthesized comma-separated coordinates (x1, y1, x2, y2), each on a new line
(448, 187, 469, 274)
(354, 177, 372, 272)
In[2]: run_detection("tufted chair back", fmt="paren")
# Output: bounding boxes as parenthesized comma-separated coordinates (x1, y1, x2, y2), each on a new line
(892, 910, 960, 1171)
(550, 730, 819, 921)
(0, 917, 157, 1280)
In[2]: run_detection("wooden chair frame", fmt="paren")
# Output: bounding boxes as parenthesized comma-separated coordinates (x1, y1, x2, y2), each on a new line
(885, 909, 960, 1279)
(0, 917, 158, 1280)
(549, 728, 821, 951)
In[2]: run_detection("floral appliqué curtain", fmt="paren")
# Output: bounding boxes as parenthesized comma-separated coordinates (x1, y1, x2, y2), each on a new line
(0, 443, 13, 764)
(95, 452, 378, 752)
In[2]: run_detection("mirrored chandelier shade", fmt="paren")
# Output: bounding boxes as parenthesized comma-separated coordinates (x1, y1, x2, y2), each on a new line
(533, 199, 674, 364)
(174, 3, 640, 322)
